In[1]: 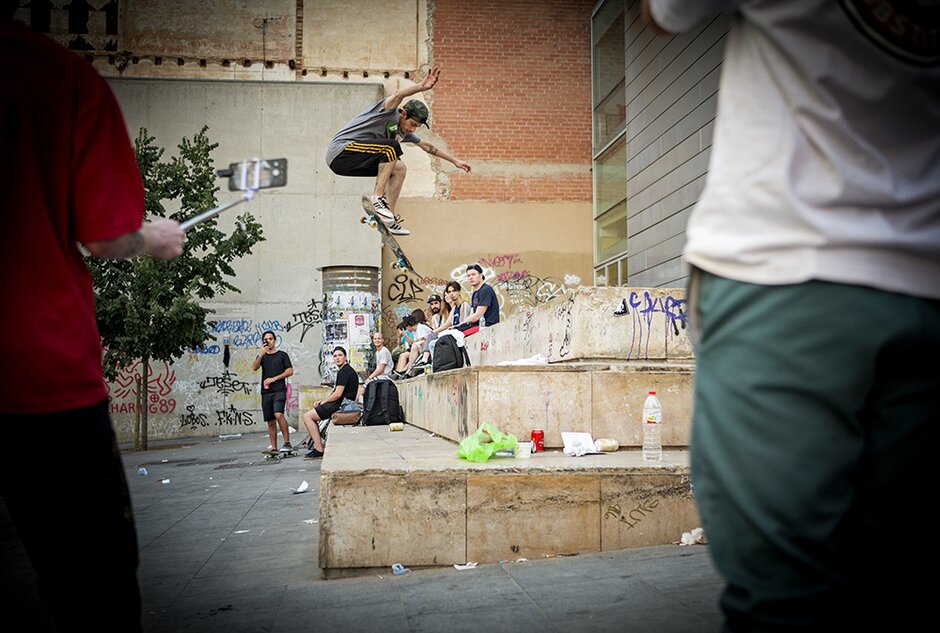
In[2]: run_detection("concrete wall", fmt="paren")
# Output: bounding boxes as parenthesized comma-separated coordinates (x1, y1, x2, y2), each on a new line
(622, 1, 730, 287)
(462, 286, 691, 366)
(106, 78, 383, 441)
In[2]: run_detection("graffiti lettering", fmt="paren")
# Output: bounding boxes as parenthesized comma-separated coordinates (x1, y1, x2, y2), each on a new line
(199, 371, 253, 396)
(284, 298, 323, 343)
(479, 254, 523, 269)
(215, 405, 255, 427)
(179, 405, 209, 430)
(388, 273, 424, 304)
(604, 498, 660, 530)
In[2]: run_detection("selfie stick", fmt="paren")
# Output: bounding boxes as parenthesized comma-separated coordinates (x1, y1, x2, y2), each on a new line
(179, 159, 265, 231)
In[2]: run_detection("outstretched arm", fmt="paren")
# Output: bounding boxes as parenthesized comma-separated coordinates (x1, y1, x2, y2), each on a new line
(384, 67, 441, 111)
(84, 218, 184, 260)
(417, 140, 471, 173)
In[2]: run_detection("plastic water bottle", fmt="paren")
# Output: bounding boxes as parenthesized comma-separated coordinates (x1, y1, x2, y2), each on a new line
(642, 391, 662, 462)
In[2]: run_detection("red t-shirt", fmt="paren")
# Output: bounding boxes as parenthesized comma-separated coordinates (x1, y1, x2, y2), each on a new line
(1, 20, 144, 413)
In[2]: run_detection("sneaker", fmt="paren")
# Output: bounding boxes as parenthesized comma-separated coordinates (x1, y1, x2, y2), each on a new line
(280, 442, 293, 453)
(613, 298, 630, 316)
(387, 221, 411, 236)
(368, 195, 395, 223)
(304, 448, 325, 460)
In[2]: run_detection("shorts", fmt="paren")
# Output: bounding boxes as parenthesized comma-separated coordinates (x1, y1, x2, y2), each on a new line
(314, 400, 342, 420)
(261, 390, 287, 421)
(329, 140, 403, 177)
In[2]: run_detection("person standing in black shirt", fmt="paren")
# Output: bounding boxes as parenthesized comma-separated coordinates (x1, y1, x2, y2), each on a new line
(302, 347, 360, 459)
(252, 331, 294, 453)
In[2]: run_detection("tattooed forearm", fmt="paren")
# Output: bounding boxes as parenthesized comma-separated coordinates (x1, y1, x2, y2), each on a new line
(85, 230, 145, 260)
(110, 231, 146, 259)
(426, 144, 439, 156)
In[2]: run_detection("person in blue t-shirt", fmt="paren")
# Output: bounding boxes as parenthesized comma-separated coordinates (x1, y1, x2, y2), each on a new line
(458, 264, 499, 330)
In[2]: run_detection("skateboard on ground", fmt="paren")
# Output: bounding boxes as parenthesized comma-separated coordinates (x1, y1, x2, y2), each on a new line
(262, 449, 296, 460)
(359, 197, 418, 276)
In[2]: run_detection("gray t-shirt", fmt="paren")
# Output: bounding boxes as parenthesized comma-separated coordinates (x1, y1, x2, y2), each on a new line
(374, 346, 393, 379)
(326, 99, 422, 165)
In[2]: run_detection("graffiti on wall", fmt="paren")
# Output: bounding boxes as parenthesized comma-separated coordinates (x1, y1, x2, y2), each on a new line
(107, 360, 177, 415)
(108, 308, 324, 440)
(284, 298, 323, 343)
(382, 253, 583, 344)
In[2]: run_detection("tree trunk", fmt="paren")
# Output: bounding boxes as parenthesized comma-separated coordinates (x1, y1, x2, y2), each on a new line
(134, 375, 142, 451)
(140, 356, 149, 451)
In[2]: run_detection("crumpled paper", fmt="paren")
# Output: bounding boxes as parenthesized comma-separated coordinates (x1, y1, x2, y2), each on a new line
(679, 527, 707, 546)
(454, 562, 478, 570)
(291, 480, 309, 494)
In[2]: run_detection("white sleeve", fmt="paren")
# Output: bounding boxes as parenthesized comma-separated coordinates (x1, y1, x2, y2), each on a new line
(648, 0, 738, 33)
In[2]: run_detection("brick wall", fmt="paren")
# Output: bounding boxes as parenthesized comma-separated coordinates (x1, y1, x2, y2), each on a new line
(431, 0, 595, 202)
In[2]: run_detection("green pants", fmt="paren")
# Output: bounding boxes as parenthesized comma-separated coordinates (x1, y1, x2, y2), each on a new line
(690, 271, 939, 632)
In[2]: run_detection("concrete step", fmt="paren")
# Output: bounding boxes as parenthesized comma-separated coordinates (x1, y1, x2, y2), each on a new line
(466, 286, 692, 366)
(397, 362, 694, 449)
(318, 424, 699, 573)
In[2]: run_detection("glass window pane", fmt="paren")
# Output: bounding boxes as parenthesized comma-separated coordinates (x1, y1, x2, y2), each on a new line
(594, 136, 626, 219)
(595, 268, 608, 287)
(606, 263, 619, 287)
(619, 258, 629, 287)
(595, 201, 628, 263)
(593, 1, 625, 149)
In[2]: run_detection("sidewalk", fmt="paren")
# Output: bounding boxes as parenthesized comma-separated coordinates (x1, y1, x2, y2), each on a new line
(2, 431, 723, 632)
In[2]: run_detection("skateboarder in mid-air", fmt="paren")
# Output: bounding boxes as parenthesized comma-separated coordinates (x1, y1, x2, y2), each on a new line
(325, 67, 471, 236)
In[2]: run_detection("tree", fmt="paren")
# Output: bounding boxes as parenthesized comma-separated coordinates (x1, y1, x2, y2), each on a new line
(88, 126, 265, 449)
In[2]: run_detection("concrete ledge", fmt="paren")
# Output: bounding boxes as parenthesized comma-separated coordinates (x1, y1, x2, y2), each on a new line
(398, 362, 694, 448)
(318, 425, 699, 572)
(466, 286, 692, 366)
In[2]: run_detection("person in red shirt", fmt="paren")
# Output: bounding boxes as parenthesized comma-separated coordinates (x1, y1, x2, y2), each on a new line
(0, 4, 184, 630)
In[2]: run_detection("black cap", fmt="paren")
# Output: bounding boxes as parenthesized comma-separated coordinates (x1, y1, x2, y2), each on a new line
(427, 294, 442, 303)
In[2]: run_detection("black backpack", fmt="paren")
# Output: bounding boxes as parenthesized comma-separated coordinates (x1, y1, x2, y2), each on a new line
(432, 334, 471, 372)
(360, 379, 403, 426)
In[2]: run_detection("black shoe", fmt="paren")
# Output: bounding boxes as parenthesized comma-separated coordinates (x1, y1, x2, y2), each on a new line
(613, 298, 630, 316)
(304, 449, 324, 460)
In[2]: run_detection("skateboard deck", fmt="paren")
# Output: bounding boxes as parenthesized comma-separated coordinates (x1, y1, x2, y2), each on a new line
(263, 449, 296, 460)
(360, 197, 418, 276)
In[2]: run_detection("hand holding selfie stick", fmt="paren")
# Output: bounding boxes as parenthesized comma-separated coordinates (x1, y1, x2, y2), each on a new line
(180, 158, 287, 231)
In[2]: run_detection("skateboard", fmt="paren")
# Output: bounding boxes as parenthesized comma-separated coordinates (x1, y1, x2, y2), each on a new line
(359, 197, 418, 276)
(263, 449, 296, 460)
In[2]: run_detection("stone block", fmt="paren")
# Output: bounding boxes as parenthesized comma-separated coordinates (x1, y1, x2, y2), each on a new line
(477, 367, 593, 447)
(319, 472, 467, 569)
(466, 474, 601, 562)
(590, 367, 694, 447)
(601, 473, 699, 550)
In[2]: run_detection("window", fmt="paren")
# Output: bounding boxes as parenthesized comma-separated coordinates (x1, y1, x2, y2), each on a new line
(592, 1, 626, 150)
(592, 0, 627, 269)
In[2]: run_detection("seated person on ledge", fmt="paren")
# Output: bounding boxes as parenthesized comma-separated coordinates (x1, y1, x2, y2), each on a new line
(365, 332, 393, 383)
(301, 346, 360, 458)
(455, 264, 499, 335)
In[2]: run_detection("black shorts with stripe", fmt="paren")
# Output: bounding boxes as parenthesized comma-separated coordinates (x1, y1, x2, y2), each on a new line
(329, 140, 403, 177)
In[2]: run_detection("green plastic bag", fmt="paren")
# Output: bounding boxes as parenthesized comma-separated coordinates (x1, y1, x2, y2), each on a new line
(457, 423, 518, 463)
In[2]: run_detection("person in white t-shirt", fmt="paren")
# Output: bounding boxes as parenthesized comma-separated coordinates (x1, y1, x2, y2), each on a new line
(365, 332, 393, 382)
(644, 1, 939, 630)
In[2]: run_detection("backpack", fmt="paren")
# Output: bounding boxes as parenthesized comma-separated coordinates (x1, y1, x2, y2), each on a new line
(432, 333, 471, 372)
(360, 379, 404, 426)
